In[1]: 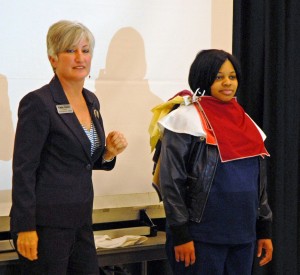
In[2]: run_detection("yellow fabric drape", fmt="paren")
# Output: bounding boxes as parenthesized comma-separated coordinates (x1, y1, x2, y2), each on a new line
(148, 96, 185, 152)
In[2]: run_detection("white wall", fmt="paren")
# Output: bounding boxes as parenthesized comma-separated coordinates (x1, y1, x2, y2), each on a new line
(0, 0, 232, 216)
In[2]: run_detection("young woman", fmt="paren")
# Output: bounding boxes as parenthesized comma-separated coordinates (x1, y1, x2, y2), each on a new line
(10, 20, 127, 274)
(157, 49, 273, 274)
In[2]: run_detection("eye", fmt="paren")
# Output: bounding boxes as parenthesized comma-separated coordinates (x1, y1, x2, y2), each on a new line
(229, 75, 237, 80)
(215, 75, 223, 80)
(82, 49, 90, 54)
(66, 49, 75, 53)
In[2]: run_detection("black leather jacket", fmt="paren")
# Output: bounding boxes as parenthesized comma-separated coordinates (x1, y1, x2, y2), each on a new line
(160, 128, 272, 246)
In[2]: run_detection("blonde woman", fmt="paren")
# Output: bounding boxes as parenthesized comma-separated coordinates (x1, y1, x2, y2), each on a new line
(10, 20, 127, 274)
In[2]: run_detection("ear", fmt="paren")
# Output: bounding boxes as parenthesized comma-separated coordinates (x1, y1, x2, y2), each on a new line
(48, 55, 57, 69)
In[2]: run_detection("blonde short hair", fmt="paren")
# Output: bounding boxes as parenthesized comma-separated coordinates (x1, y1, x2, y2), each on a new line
(47, 20, 95, 60)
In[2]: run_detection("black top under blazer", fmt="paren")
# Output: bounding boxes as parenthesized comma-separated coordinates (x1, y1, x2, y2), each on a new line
(10, 76, 115, 233)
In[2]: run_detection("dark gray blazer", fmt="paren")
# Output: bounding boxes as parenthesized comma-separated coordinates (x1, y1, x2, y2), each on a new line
(10, 76, 115, 233)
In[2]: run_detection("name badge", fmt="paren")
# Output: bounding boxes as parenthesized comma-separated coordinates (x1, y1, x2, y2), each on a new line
(56, 104, 73, 114)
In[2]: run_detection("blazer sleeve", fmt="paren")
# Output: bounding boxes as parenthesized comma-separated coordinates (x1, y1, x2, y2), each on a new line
(10, 92, 50, 233)
(93, 156, 116, 170)
(87, 92, 116, 171)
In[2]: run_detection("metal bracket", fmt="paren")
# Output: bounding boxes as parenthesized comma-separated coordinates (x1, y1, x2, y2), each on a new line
(139, 209, 157, 237)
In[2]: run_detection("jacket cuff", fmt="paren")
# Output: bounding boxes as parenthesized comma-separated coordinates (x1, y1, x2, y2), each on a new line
(10, 214, 36, 233)
(256, 220, 272, 239)
(93, 156, 116, 170)
(170, 223, 192, 246)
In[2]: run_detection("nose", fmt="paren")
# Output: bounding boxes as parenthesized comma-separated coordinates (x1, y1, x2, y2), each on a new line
(222, 77, 231, 86)
(75, 51, 84, 62)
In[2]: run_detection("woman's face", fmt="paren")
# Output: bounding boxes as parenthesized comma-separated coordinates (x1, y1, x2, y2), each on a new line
(49, 38, 92, 83)
(210, 59, 238, 102)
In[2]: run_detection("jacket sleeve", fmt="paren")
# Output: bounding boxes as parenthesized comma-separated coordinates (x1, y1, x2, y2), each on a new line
(159, 128, 194, 245)
(93, 154, 116, 170)
(256, 158, 273, 239)
(10, 92, 50, 233)
(90, 96, 116, 171)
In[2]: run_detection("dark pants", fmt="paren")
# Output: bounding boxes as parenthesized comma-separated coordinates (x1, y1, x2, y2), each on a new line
(166, 233, 256, 275)
(12, 224, 99, 275)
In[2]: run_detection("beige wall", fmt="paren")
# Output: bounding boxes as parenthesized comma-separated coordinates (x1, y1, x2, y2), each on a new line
(0, 1, 234, 216)
(211, 0, 233, 53)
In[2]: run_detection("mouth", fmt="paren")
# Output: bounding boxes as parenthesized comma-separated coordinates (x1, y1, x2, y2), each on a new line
(73, 66, 85, 69)
(220, 90, 233, 96)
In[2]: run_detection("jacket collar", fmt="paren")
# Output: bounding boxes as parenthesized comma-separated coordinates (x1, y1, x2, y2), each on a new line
(50, 75, 95, 105)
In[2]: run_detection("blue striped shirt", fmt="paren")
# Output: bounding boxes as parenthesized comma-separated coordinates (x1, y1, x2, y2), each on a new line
(82, 121, 100, 155)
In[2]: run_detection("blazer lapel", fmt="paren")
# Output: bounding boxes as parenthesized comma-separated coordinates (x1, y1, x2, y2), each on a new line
(49, 76, 92, 161)
(83, 89, 106, 161)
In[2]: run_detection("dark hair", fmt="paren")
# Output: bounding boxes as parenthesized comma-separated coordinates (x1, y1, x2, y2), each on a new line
(188, 49, 242, 95)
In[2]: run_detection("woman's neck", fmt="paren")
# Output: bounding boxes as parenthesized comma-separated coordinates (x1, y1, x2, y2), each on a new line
(56, 75, 85, 99)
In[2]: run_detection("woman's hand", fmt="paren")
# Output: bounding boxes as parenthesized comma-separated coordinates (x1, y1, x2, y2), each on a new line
(104, 131, 128, 160)
(174, 241, 196, 267)
(257, 238, 273, 266)
(17, 231, 38, 261)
